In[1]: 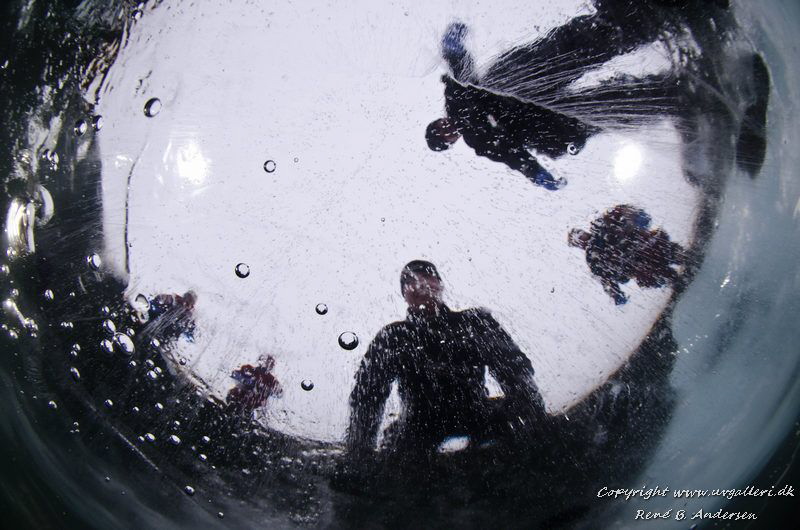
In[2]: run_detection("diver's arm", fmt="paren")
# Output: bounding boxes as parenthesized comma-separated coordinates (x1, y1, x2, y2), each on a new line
(345, 328, 397, 453)
(479, 310, 546, 415)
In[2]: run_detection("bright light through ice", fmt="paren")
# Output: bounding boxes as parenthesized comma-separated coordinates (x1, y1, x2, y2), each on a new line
(614, 143, 643, 182)
(174, 141, 209, 186)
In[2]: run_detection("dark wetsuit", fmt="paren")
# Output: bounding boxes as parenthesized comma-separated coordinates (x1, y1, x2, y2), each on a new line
(346, 303, 546, 454)
(580, 205, 684, 304)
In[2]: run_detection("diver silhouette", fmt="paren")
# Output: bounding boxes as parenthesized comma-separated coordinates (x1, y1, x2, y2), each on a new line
(345, 261, 546, 455)
(427, 23, 597, 191)
(569, 205, 685, 305)
(225, 355, 282, 417)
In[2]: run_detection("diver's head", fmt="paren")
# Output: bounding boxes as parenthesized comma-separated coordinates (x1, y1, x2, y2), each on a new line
(425, 118, 460, 151)
(401, 260, 444, 309)
(568, 228, 591, 249)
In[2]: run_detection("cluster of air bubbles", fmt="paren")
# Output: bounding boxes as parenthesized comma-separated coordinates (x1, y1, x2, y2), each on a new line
(301, 380, 314, 391)
(235, 262, 250, 278)
(567, 142, 579, 155)
(42, 149, 59, 170)
(263, 159, 277, 173)
(144, 98, 162, 117)
(338, 331, 359, 350)
(315, 303, 328, 315)
(87, 253, 102, 270)
(70, 422, 80, 434)
(74, 119, 87, 136)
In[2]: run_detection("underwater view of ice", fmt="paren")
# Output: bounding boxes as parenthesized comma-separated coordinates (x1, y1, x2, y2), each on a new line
(1, 0, 798, 528)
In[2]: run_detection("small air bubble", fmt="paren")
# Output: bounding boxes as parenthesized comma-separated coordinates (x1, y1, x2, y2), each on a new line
(104, 399, 114, 408)
(338, 331, 359, 350)
(144, 433, 156, 442)
(201, 435, 210, 444)
(154, 402, 164, 412)
(128, 360, 137, 368)
(301, 380, 314, 391)
(235, 263, 250, 278)
(132, 406, 140, 413)
(217, 512, 224, 519)
(179, 358, 187, 366)
(263, 159, 277, 173)
(567, 142, 579, 155)
(87, 253, 102, 270)
(315, 303, 328, 315)
(43, 289, 54, 301)
(100, 339, 114, 354)
(147, 370, 158, 381)
(0, 264, 8, 276)
(144, 98, 162, 117)
(70, 367, 81, 381)
(102, 319, 116, 335)
(74, 119, 87, 136)
(132, 9, 142, 20)
(92, 115, 103, 131)
(47, 400, 57, 410)
(199, 453, 208, 462)
(61, 321, 74, 330)
(169, 434, 181, 445)
(184, 485, 195, 496)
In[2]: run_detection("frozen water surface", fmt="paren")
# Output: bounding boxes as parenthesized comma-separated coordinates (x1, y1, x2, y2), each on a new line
(1, 0, 798, 528)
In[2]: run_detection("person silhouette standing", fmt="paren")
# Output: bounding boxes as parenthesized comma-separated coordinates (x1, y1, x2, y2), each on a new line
(345, 261, 547, 456)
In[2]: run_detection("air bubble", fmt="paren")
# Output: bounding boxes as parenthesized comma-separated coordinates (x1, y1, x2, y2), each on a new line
(132, 294, 149, 312)
(235, 262, 250, 278)
(113, 333, 135, 355)
(0, 264, 8, 276)
(70, 367, 81, 381)
(100, 339, 114, 354)
(87, 253, 102, 270)
(315, 303, 328, 315)
(47, 400, 57, 410)
(92, 115, 103, 131)
(154, 402, 164, 412)
(102, 319, 116, 335)
(567, 142, 579, 155)
(263, 159, 277, 173)
(104, 399, 114, 408)
(301, 380, 314, 391)
(74, 119, 87, 136)
(201, 435, 210, 444)
(199, 453, 208, 462)
(338, 331, 359, 350)
(144, 98, 162, 117)
(132, 8, 143, 20)
(43, 289, 54, 301)
(217, 512, 224, 519)
(184, 486, 195, 496)
(169, 435, 181, 445)
(144, 433, 156, 442)
(147, 370, 158, 381)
